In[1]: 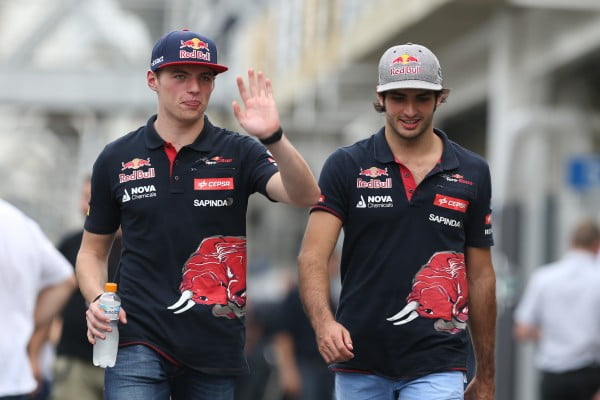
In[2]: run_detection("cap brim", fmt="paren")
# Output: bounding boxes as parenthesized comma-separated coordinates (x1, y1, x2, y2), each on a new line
(377, 80, 442, 93)
(154, 61, 229, 74)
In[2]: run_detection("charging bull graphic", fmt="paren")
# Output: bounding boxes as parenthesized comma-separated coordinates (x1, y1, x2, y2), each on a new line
(167, 236, 246, 319)
(387, 251, 468, 334)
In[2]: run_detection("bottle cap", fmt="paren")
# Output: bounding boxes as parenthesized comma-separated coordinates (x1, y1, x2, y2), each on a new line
(104, 282, 118, 292)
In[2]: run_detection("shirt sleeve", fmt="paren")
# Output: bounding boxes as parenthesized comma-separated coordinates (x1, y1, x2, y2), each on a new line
(84, 146, 121, 234)
(311, 149, 348, 222)
(514, 271, 543, 326)
(28, 219, 73, 290)
(243, 137, 279, 200)
(464, 160, 494, 247)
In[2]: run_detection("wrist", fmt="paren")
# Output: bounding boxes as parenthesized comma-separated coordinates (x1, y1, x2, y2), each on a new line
(86, 293, 103, 307)
(259, 126, 283, 145)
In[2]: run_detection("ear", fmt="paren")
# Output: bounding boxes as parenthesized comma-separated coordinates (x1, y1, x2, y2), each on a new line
(376, 93, 385, 107)
(436, 93, 444, 106)
(147, 70, 158, 92)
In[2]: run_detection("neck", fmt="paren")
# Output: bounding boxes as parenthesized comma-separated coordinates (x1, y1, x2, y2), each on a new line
(386, 129, 442, 164)
(154, 114, 205, 150)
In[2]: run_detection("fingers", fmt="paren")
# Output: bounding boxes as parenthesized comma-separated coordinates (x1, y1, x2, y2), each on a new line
(119, 307, 128, 324)
(256, 70, 266, 97)
(248, 69, 258, 98)
(85, 303, 111, 342)
(341, 329, 354, 351)
(265, 78, 273, 97)
(236, 75, 248, 104)
(317, 322, 355, 364)
(236, 69, 270, 103)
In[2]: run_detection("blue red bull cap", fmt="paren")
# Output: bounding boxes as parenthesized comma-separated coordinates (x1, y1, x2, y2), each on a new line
(150, 29, 229, 74)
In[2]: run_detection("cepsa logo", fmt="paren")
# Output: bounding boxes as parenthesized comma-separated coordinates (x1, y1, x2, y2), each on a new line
(433, 194, 469, 213)
(194, 178, 234, 191)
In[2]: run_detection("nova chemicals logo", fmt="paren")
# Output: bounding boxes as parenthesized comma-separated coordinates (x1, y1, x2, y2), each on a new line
(356, 195, 393, 208)
(122, 185, 157, 202)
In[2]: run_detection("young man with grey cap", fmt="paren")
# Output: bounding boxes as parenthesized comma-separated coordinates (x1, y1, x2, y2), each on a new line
(76, 29, 320, 399)
(299, 43, 496, 399)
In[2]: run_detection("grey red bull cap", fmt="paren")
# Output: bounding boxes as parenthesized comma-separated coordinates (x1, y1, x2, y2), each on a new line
(150, 29, 228, 74)
(377, 43, 443, 93)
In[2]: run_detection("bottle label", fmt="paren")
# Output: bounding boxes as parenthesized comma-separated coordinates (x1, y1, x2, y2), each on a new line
(100, 304, 120, 321)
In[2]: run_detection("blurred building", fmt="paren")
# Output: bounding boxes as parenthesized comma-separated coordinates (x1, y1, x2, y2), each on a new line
(1, 1, 599, 399)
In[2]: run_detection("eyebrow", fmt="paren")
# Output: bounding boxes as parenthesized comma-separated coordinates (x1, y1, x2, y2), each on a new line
(168, 69, 214, 76)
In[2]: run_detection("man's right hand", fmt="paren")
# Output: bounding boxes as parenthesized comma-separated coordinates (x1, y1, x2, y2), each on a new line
(315, 319, 354, 364)
(85, 300, 127, 344)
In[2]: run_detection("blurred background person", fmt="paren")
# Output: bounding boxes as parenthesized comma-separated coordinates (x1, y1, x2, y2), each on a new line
(27, 321, 59, 400)
(0, 199, 75, 400)
(272, 251, 340, 400)
(234, 301, 280, 400)
(50, 177, 121, 400)
(514, 218, 600, 400)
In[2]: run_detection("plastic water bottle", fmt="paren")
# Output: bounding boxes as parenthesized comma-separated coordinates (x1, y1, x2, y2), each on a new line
(93, 282, 120, 368)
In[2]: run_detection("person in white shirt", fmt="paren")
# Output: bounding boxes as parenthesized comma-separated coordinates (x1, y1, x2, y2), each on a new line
(0, 199, 75, 399)
(514, 218, 600, 400)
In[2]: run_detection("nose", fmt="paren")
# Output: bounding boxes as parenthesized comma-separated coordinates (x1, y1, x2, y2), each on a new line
(186, 78, 201, 93)
(403, 99, 418, 116)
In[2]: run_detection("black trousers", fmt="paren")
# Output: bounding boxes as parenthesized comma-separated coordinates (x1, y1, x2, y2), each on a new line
(541, 365, 600, 400)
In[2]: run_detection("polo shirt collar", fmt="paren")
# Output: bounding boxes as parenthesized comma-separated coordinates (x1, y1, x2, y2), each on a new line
(373, 127, 460, 171)
(144, 114, 215, 152)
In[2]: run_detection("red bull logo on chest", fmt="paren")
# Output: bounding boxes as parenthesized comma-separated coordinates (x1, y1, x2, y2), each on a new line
(119, 158, 155, 183)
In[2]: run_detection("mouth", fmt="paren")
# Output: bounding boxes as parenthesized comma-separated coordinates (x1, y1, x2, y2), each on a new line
(399, 118, 420, 130)
(182, 100, 201, 108)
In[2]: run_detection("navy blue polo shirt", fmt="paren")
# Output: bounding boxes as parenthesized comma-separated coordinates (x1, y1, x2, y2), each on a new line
(313, 127, 494, 379)
(85, 115, 278, 374)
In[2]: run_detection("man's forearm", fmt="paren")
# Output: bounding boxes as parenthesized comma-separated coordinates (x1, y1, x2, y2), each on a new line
(33, 276, 76, 326)
(468, 272, 497, 380)
(266, 136, 320, 207)
(298, 255, 335, 332)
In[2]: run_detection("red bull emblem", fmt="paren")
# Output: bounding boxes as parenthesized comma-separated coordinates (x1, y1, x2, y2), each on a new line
(390, 54, 421, 76)
(387, 251, 468, 334)
(391, 54, 419, 65)
(180, 38, 210, 51)
(121, 157, 151, 171)
(359, 166, 388, 178)
(485, 213, 492, 225)
(167, 236, 247, 319)
(179, 38, 211, 62)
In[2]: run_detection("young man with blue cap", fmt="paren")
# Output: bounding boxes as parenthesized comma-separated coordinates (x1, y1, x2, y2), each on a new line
(76, 29, 320, 399)
(298, 43, 497, 400)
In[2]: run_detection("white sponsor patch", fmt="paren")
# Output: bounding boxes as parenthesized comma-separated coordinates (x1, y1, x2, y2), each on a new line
(194, 198, 234, 207)
(356, 195, 394, 208)
(429, 213, 462, 228)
